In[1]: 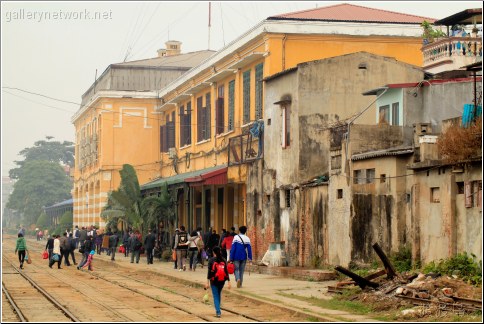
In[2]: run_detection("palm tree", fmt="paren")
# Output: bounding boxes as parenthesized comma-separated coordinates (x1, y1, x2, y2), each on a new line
(101, 164, 147, 233)
(141, 183, 175, 249)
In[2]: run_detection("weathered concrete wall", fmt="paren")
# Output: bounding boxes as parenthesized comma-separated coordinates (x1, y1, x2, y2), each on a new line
(296, 52, 423, 183)
(264, 69, 299, 185)
(406, 80, 481, 133)
(298, 185, 329, 267)
(348, 124, 413, 154)
(414, 162, 482, 264)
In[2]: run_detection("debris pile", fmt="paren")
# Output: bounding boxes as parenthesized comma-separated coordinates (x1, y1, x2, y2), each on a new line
(329, 243, 482, 319)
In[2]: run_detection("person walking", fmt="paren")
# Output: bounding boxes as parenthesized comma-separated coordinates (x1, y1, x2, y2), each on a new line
(109, 230, 119, 261)
(60, 232, 70, 266)
(207, 229, 220, 258)
(221, 231, 235, 261)
(144, 229, 156, 264)
(49, 235, 62, 269)
(73, 225, 80, 248)
(67, 233, 77, 265)
(122, 229, 130, 257)
(229, 226, 253, 288)
(78, 226, 88, 249)
(174, 225, 189, 271)
(45, 235, 54, 263)
(95, 229, 104, 255)
(129, 231, 142, 264)
(171, 229, 179, 269)
(77, 236, 93, 270)
(187, 230, 200, 271)
(15, 233, 28, 269)
(204, 246, 231, 318)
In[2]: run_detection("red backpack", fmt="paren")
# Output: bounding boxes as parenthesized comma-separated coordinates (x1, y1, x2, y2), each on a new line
(212, 261, 228, 282)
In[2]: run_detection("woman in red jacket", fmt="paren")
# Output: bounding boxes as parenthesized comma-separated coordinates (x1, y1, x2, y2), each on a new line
(221, 232, 235, 261)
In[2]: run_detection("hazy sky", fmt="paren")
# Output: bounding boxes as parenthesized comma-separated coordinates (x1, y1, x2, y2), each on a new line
(1, 1, 482, 175)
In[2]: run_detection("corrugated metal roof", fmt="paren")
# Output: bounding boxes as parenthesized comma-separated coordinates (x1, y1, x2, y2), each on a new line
(269, 3, 436, 24)
(44, 198, 73, 209)
(352, 147, 414, 161)
(114, 50, 216, 69)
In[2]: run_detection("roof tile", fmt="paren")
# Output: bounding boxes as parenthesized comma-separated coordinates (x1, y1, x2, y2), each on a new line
(270, 3, 436, 24)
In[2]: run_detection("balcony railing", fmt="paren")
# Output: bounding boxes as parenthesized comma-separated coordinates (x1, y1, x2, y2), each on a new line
(422, 36, 482, 73)
(228, 133, 262, 166)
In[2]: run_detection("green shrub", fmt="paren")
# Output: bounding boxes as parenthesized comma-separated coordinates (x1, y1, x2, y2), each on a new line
(390, 245, 412, 273)
(423, 252, 482, 285)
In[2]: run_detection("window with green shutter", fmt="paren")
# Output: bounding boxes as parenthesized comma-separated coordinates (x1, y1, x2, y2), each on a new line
(205, 93, 211, 139)
(228, 80, 235, 131)
(255, 63, 263, 120)
(243, 70, 251, 124)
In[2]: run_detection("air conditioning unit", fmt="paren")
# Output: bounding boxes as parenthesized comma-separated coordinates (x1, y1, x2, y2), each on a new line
(168, 147, 177, 159)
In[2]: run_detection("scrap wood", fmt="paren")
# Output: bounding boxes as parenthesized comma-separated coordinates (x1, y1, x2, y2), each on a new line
(372, 243, 398, 280)
(452, 296, 482, 307)
(397, 295, 482, 311)
(335, 266, 379, 289)
(336, 269, 387, 287)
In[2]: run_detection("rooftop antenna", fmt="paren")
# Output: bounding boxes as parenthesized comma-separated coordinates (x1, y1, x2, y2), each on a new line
(208, 2, 211, 50)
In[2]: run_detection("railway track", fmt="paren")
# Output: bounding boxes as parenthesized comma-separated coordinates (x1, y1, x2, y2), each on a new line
(2, 236, 320, 322)
(2, 258, 80, 322)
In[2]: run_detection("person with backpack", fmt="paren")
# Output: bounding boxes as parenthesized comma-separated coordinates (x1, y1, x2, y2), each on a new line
(204, 246, 231, 318)
(129, 231, 142, 263)
(229, 225, 253, 288)
(174, 225, 189, 271)
(77, 236, 93, 270)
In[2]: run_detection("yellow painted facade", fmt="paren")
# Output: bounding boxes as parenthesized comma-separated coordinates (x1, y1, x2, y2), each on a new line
(72, 96, 161, 228)
(154, 31, 424, 232)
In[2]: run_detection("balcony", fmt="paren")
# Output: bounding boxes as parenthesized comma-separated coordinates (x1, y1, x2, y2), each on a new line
(422, 36, 482, 74)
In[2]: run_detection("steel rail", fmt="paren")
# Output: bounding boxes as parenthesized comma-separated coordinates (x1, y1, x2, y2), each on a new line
(2, 258, 81, 322)
(2, 283, 27, 322)
(90, 266, 264, 322)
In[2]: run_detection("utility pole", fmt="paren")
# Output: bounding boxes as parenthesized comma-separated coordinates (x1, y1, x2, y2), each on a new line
(208, 2, 211, 50)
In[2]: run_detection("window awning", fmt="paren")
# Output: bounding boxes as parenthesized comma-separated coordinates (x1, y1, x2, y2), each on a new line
(141, 165, 227, 190)
(185, 167, 228, 186)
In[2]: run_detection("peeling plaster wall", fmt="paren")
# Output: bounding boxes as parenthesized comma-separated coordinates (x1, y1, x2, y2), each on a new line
(415, 163, 482, 264)
(296, 52, 423, 183)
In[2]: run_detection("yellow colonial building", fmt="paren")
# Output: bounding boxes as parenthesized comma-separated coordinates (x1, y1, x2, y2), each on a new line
(72, 42, 214, 228)
(140, 4, 435, 234)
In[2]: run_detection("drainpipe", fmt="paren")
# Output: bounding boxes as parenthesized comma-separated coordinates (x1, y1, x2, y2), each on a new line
(282, 34, 287, 71)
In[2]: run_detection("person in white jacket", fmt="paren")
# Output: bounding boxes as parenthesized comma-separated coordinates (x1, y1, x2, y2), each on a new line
(49, 235, 62, 269)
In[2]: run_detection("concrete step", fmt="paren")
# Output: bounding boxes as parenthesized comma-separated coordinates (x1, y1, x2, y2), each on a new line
(246, 264, 337, 281)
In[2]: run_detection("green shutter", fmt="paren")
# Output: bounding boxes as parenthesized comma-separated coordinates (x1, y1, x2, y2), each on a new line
(205, 93, 211, 139)
(255, 63, 263, 120)
(228, 80, 235, 131)
(243, 70, 251, 124)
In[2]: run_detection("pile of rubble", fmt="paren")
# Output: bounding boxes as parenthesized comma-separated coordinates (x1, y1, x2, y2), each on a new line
(329, 243, 482, 319)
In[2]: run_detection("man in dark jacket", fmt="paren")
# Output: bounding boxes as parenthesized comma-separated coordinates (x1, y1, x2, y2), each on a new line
(60, 232, 70, 266)
(109, 231, 119, 261)
(78, 227, 88, 249)
(144, 229, 156, 265)
(45, 235, 54, 264)
(77, 236, 93, 270)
